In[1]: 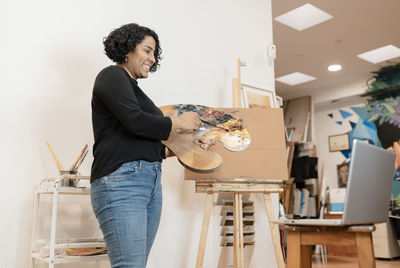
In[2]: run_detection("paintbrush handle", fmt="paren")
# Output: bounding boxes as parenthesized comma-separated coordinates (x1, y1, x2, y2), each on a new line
(70, 144, 88, 171)
(200, 119, 229, 131)
(73, 148, 89, 171)
(46, 141, 64, 171)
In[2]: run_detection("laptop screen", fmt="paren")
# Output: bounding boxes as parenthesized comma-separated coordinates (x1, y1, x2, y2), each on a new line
(342, 140, 396, 224)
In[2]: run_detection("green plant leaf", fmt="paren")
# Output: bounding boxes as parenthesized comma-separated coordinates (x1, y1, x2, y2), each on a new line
(379, 116, 386, 125)
(369, 114, 380, 122)
(370, 81, 389, 90)
(381, 103, 396, 113)
(383, 114, 391, 122)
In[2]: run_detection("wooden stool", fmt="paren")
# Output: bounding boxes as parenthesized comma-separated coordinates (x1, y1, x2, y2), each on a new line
(283, 224, 376, 268)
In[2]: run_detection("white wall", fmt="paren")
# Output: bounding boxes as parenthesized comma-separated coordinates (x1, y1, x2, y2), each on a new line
(0, 0, 277, 267)
(313, 81, 365, 194)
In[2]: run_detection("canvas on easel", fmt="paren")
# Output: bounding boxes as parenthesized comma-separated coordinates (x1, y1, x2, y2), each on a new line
(184, 108, 288, 180)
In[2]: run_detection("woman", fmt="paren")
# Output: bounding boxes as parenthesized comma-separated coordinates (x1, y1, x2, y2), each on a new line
(90, 23, 200, 267)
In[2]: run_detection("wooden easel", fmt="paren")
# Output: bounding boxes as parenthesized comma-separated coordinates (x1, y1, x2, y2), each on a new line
(195, 179, 285, 268)
(195, 59, 286, 268)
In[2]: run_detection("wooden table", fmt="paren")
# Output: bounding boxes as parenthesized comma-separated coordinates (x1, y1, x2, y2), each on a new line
(323, 213, 357, 257)
(283, 224, 376, 268)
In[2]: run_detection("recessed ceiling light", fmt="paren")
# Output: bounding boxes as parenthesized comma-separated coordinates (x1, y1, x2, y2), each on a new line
(357, 45, 400, 64)
(275, 72, 316, 86)
(274, 3, 333, 31)
(328, 64, 342, 72)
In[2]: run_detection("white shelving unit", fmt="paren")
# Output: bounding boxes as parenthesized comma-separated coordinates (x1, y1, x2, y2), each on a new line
(29, 174, 107, 268)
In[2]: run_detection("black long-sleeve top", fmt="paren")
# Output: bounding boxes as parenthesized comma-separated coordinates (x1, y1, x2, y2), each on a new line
(90, 65, 172, 182)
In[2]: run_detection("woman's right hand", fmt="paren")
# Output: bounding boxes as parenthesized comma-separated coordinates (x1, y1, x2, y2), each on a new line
(170, 111, 201, 132)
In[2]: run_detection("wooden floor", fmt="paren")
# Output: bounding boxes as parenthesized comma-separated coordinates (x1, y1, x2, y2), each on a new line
(312, 255, 400, 267)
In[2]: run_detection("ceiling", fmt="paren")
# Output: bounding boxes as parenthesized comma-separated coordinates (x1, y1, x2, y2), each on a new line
(272, 0, 400, 101)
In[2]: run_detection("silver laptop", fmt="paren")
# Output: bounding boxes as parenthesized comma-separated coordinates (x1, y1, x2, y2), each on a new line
(276, 139, 396, 226)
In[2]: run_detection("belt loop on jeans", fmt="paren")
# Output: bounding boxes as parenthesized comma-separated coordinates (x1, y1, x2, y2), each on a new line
(153, 161, 160, 171)
(138, 160, 142, 171)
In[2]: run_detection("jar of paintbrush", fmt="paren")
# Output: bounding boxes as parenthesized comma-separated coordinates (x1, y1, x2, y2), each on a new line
(59, 170, 79, 187)
(46, 142, 88, 187)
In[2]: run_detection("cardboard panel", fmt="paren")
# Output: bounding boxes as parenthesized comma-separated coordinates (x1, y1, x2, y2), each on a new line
(184, 108, 288, 180)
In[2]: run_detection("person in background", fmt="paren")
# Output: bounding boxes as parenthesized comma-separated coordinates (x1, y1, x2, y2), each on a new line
(90, 23, 201, 267)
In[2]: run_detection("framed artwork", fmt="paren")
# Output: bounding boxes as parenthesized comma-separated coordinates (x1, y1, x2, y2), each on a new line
(242, 83, 277, 108)
(328, 133, 350, 152)
(337, 162, 349, 188)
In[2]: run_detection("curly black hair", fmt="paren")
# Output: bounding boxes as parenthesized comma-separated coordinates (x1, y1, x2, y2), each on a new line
(103, 23, 162, 72)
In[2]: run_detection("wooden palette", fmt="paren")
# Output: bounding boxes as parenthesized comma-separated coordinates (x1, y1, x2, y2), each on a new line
(160, 104, 251, 173)
(66, 247, 107, 256)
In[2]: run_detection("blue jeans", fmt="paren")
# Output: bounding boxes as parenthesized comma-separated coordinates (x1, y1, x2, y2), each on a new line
(90, 160, 162, 268)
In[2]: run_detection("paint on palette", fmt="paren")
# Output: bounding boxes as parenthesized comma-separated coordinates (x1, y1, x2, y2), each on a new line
(172, 104, 251, 152)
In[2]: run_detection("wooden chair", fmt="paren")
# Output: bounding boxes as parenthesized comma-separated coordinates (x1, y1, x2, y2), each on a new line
(283, 224, 376, 268)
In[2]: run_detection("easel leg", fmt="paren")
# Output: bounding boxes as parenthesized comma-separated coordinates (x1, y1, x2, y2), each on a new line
(196, 193, 214, 268)
(233, 193, 244, 268)
(264, 194, 285, 268)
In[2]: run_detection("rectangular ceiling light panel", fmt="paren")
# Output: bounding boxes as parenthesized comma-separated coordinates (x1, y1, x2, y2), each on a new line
(357, 45, 400, 64)
(276, 72, 316, 86)
(274, 3, 333, 31)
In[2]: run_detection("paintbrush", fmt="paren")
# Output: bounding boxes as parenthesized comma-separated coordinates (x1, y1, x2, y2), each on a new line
(70, 144, 88, 171)
(175, 119, 229, 134)
(200, 119, 229, 131)
(73, 148, 89, 172)
(46, 141, 64, 171)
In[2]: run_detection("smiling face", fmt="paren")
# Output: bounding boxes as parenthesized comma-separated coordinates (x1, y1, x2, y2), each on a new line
(123, 35, 156, 80)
